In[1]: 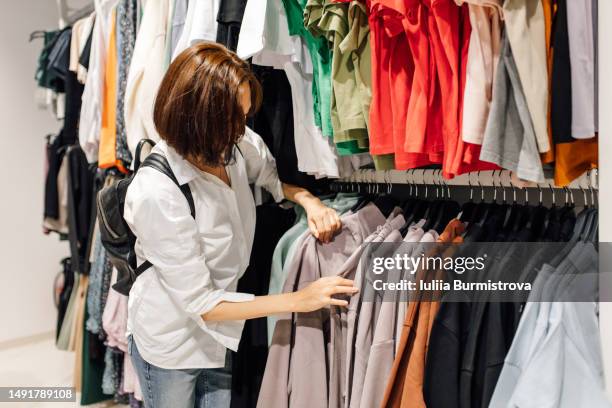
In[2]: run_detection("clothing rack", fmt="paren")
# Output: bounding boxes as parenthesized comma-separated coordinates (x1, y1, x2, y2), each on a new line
(330, 169, 598, 208)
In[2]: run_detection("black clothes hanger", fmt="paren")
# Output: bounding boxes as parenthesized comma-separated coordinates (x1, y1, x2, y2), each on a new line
(463, 172, 493, 241)
(422, 170, 444, 232)
(432, 178, 460, 234)
(400, 170, 425, 232)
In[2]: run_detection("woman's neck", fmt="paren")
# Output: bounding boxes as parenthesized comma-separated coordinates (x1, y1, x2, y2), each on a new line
(187, 155, 231, 187)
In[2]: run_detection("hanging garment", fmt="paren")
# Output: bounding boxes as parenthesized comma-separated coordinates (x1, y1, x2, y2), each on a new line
(35, 30, 62, 90)
(540, 0, 555, 164)
(78, 22, 94, 84)
(166, 0, 188, 62)
(216, 0, 247, 51)
(502, 0, 550, 154)
(80, 0, 117, 163)
(172, 0, 222, 59)
(549, 0, 598, 186)
(73, 276, 89, 390)
(81, 299, 113, 405)
(566, 0, 595, 139)
(455, 0, 503, 145)
(115, 0, 137, 166)
(258, 204, 387, 408)
(381, 220, 465, 408)
(45, 27, 73, 93)
(489, 244, 610, 408)
(550, 0, 572, 144)
(57, 272, 81, 350)
(267, 194, 360, 344)
(368, 0, 437, 170)
(480, 30, 546, 183)
(124, 0, 172, 158)
(56, 258, 75, 340)
(251, 65, 330, 191)
(98, 11, 126, 171)
(316, 1, 369, 150)
(345, 225, 405, 408)
(231, 204, 296, 408)
(237, 0, 345, 179)
(304, 0, 367, 155)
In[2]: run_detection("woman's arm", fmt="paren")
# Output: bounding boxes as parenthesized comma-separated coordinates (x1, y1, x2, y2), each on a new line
(282, 183, 342, 243)
(202, 276, 358, 321)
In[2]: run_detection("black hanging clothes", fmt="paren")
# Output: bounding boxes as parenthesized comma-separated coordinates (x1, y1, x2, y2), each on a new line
(216, 0, 248, 51)
(551, 0, 573, 143)
(66, 146, 95, 273)
(231, 204, 296, 408)
(250, 66, 329, 193)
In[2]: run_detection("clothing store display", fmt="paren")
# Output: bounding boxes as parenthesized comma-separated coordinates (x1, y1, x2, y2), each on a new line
(480, 31, 546, 183)
(551, 0, 572, 144)
(32, 1, 605, 406)
(231, 204, 296, 408)
(172, 0, 221, 59)
(216, 0, 247, 51)
(503, 0, 550, 154)
(115, 0, 136, 166)
(79, 0, 117, 163)
(124, 0, 172, 157)
(457, 0, 503, 145)
(267, 193, 360, 343)
(56, 258, 75, 340)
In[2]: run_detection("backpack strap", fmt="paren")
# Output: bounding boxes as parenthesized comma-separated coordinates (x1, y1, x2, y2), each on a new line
(141, 153, 196, 218)
(134, 152, 196, 276)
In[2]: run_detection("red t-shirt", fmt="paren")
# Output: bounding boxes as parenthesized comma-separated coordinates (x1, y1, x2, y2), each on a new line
(369, 0, 436, 169)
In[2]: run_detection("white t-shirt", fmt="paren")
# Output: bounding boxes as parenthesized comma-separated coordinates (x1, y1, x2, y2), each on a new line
(237, 0, 344, 179)
(567, 0, 596, 139)
(171, 0, 221, 60)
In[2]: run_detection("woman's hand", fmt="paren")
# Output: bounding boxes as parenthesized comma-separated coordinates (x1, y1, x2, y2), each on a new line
(281, 183, 342, 243)
(303, 199, 342, 243)
(291, 276, 358, 313)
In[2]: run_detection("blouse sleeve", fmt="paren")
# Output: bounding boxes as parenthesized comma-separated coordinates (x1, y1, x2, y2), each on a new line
(124, 170, 254, 349)
(238, 127, 285, 202)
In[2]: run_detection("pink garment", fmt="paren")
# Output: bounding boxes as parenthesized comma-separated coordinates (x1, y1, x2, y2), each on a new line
(103, 267, 143, 400)
(102, 268, 128, 352)
(456, 0, 503, 144)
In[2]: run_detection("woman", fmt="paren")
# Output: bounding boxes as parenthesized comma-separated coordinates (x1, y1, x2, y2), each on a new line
(124, 42, 358, 408)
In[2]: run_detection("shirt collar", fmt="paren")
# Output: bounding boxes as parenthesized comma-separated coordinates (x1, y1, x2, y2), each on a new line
(155, 140, 202, 186)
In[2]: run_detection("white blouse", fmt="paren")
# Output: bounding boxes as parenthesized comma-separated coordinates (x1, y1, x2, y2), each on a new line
(124, 128, 284, 369)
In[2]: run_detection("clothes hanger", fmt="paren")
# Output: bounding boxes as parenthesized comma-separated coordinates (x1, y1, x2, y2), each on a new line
(401, 170, 429, 235)
(29, 30, 47, 42)
(432, 172, 460, 233)
(580, 172, 599, 241)
(373, 170, 401, 217)
(401, 169, 420, 224)
(459, 172, 477, 223)
(422, 170, 444, 231)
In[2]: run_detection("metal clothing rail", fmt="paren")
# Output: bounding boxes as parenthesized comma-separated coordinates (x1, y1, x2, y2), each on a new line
(329, 169, 598, 208)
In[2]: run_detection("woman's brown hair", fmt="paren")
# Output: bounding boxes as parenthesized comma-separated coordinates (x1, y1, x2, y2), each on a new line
(153, 42, 262, 166)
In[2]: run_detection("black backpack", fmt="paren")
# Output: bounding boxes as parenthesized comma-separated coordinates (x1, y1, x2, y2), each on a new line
(97, 139, 195, 296)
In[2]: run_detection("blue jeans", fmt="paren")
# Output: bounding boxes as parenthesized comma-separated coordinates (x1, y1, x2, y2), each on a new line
(128, 336, 232, 408)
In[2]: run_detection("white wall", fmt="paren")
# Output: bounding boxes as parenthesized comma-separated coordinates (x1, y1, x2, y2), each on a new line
(0, 1, 70, 343)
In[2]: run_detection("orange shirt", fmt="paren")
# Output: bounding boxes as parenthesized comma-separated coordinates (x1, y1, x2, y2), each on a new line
(382, 219, 466, 407)
(98, 12, 127, 172)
